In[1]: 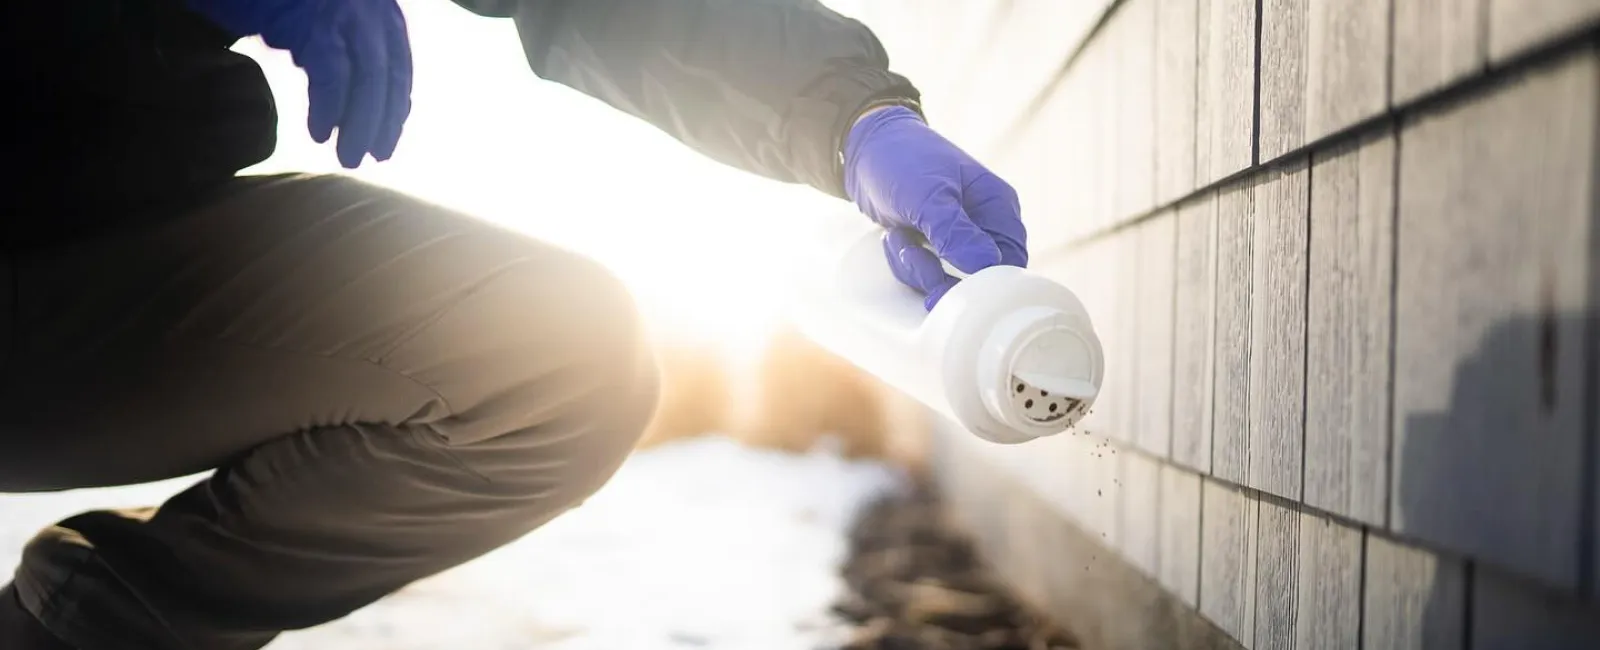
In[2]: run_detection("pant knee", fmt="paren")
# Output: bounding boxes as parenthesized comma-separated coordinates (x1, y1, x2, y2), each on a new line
(391, 245, 659, 486)
(495, 248, 660, 433)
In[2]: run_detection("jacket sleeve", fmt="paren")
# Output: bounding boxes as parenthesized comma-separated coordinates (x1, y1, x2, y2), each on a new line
(448, 0, 921, 199)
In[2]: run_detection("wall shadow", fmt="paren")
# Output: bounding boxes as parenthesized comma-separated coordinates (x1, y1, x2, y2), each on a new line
(1396, 310, 1600, 648)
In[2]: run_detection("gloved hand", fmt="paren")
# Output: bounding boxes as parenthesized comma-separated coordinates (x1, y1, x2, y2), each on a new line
(843, 106, 1027, 310)
(185, 0, 413, 169)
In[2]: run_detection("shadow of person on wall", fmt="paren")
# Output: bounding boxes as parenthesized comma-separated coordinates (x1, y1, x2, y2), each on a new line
(1395, 310, 1600, 649)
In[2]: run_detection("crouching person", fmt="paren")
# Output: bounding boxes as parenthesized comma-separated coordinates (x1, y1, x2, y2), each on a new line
(0, 173, 660, 649)
(2, 0, 1028, 646)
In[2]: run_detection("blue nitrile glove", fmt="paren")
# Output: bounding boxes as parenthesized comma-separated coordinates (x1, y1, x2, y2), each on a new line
(186, 0, 413, 169)
(843, 106, 1027, 310)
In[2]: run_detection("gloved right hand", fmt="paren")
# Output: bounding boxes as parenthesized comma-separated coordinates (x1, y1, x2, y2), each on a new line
(843, 105, 1028, 310)
(185, 0, 414, 169)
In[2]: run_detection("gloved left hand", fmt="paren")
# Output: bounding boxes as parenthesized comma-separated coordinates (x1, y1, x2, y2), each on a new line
(843, 105, 1027, 310)
(185, 0, 413, 169)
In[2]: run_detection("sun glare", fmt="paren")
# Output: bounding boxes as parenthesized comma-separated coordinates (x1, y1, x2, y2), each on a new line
(235, 0, 867, 360)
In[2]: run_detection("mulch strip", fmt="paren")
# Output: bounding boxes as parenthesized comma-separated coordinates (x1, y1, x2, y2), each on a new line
(831, 482, 1080, 650)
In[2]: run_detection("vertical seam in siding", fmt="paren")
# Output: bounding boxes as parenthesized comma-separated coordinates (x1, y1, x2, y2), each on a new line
(1252, 0, 1265, 166)
(1461, 563, 1476, 648)
(1356, 527, 1370, 649)
(1300, 155, 1313, 501)
(1383, 122, 1402, 530)
(1578, 52, 1600, 596)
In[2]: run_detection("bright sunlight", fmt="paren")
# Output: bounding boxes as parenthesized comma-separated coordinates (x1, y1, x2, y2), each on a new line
(235, 0, 869, 359)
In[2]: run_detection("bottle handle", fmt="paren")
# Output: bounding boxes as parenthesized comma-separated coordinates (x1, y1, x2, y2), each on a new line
(880, 228, 978, 282)
(833, 226, 931, 331)
(805, 220, 991, 333)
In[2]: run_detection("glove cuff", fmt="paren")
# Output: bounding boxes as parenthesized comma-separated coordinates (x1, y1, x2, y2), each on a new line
(785, 64, 922, 200)
(840, 104, 927, 204)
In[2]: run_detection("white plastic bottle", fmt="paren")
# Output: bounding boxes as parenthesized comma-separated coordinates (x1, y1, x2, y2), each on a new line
(794, 221, 1105, 444)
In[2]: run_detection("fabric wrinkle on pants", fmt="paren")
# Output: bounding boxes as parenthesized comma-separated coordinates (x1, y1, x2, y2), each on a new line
(0, 174, 662, 650)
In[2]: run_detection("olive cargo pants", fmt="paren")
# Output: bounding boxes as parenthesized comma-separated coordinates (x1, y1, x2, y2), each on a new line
(0, 174, 661, 649)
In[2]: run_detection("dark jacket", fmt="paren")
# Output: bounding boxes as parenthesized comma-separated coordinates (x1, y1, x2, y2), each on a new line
(3, 0, 920, 247)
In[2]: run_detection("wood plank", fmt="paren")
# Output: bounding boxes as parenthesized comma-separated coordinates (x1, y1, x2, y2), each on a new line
(1200, 480, 1259, 646)
(1294, 512, 1362, 650)
(1073, 238, 1118, 440)
(1362, 534, 1467, 650)
(1120, 452, 1163, 576)
(1305, 129, 1395, 526)
(1136, 213, 1178, 457)
(1391, 0, 1485, 105)
(1253, 499, 1300, 650)
(1041, 62, 1099, 245)
(1248, 159, 1310, 500)
(1113, 0, 1158, 224)
(912, 0, 1011, 116)
(1028, 245, 1125, 548)
(1112, 228, 1143, 443)
(1391, 49, 1596, 592)
(1196, 0, 1259, 183)
(1160, 464, 1204, 606)
(1050, 34, 1119, 240)
(1088, 38, 1120, 231)
(1212, 179, 1257, 484)
(1488, 0, 1600, 64)
(1156, 0, 1201, 204)
(1004, 426, 1124, 547)
(1195, 0, 1215, 184)
(1306, 0, 1392, 141)
(1259, 0, 1310, 161)
(1471, 565, 1600, 649)
(1173, 193, 1219, 473)
(945, 0, 1118, 156)
(990, 120, 1060, 249)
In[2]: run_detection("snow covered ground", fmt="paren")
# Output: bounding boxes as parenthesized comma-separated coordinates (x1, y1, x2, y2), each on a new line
(0, 436, 906, 650)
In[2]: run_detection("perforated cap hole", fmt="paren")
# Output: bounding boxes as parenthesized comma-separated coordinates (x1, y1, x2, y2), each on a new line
(1008, 374, 1083, 425)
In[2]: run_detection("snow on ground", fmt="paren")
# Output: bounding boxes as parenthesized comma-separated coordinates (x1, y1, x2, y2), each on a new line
(0, 435, 905, 650)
